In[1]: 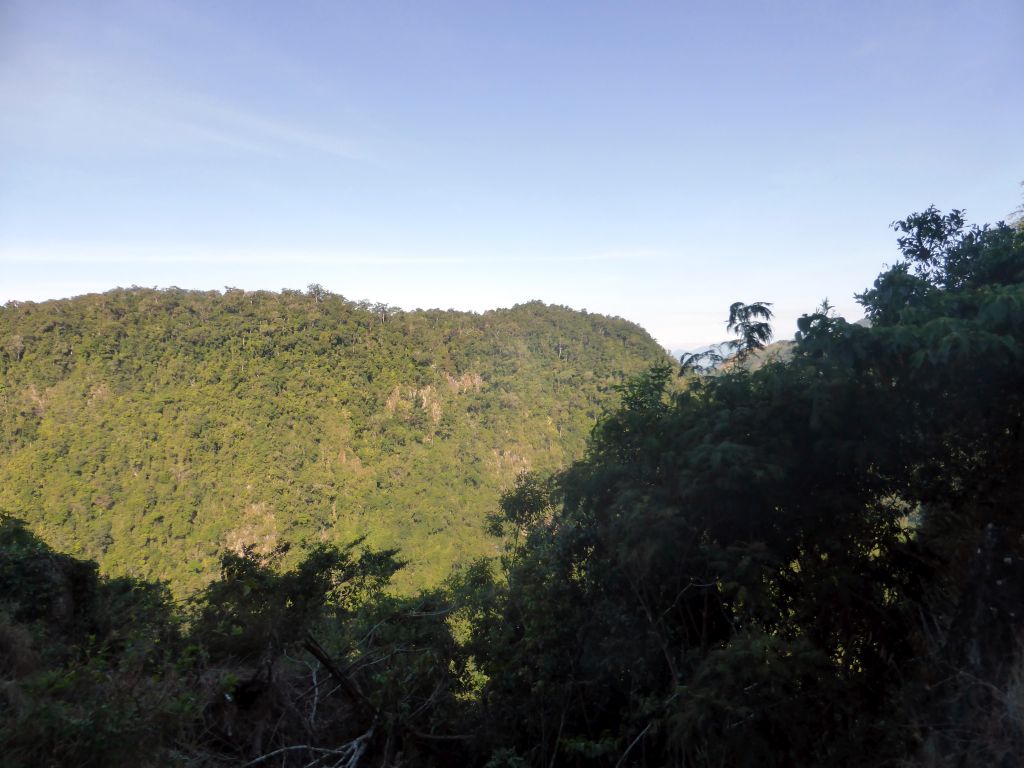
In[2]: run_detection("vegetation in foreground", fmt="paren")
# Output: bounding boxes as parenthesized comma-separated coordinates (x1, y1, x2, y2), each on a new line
(2, 207, 1023, 766)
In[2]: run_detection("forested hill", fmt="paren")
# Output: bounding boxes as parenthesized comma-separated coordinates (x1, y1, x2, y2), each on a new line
(0, 287, 668, 591)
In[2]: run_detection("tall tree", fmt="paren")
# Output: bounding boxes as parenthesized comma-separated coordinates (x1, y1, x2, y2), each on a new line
(726, 300, 774, 359)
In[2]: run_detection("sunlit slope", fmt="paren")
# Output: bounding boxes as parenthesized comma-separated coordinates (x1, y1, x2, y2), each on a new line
(0, 287, 668, 592)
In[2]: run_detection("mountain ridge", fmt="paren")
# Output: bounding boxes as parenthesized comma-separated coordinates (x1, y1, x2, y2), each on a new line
(0, 286, 669, 592)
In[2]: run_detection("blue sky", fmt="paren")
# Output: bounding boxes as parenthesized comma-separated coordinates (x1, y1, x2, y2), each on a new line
(1, 1, 1021, 349)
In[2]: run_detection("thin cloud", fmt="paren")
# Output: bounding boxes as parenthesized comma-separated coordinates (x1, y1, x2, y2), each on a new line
(0, 46, 372, 162)
(154, 94, 372, 162)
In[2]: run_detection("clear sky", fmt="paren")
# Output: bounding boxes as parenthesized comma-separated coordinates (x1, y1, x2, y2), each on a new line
(1, 1, 1021, 349)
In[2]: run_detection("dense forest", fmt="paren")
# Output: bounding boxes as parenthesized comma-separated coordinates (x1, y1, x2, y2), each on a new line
(0, 292, 667, 591)
(2, 207, 1024, 767)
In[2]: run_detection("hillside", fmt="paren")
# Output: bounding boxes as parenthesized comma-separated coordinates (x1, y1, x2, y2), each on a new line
(0, 287, 668, 592)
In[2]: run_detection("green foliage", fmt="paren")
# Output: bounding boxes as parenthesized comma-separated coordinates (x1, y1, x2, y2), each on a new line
(726, 300, 774, 359)
(0, 517, 192, 767)
(4, 207, 1024, 766)
(191, 540, 401, 663)
(0, 292, 667, 593)
(463, 209, 1024, 766)
(0, 517, 473, 766)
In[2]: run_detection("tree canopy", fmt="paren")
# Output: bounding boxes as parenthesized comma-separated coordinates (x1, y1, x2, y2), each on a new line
(470, 207, 1024, 766)
(2, 207, 1023, 766)
(0, 291, 667, 592)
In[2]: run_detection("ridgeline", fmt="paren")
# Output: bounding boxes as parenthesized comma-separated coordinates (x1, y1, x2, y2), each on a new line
(0, 287, 668, 592)
(2, 210, 1024, 766)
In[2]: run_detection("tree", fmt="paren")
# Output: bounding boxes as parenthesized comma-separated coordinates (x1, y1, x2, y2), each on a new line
(467, 207, 1024, 766)
(306, 282, 327, 303)
(726, 300, 774, 359)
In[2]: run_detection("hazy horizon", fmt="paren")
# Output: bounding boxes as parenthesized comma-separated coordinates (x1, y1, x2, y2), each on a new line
(2, 1, 1022, 349)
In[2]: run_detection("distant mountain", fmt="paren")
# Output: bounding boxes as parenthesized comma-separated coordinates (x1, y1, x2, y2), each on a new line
(0, 288, 669, 592)
(673, 339, 794, 373)
(669, 341, 734, 362)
